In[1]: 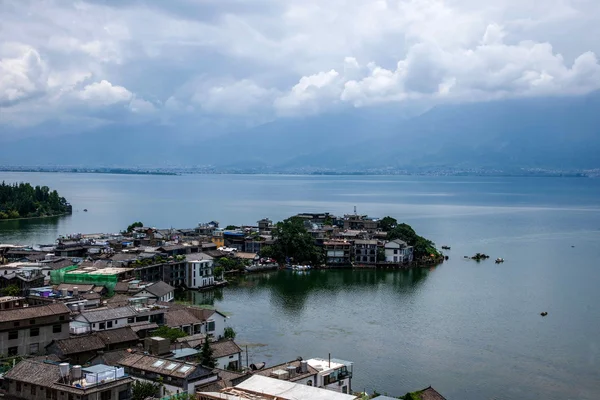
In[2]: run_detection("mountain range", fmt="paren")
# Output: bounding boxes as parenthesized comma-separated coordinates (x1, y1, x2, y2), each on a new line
(1, 91, 599, 171)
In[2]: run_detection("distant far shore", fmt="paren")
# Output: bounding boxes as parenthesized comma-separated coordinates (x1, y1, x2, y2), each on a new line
(0, 166, 597, 178)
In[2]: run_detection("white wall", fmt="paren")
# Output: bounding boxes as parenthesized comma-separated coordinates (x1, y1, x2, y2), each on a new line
(204, 312, 227, 339)
(187, 260, 214, 289)
(215, 353, 242, 370)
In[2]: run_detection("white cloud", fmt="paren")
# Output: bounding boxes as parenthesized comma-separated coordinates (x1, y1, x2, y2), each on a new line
(1, 0, 600, 131)
(0, 43, 47, 106)
(77, 80, 133, 105)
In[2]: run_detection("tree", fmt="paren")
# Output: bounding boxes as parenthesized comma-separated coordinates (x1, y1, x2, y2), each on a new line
(225, 225, 238, 230)
(132, 380, 161, 400)
(379, 216, 398, 232)
(377, 248, 386, 262)
(1, 284, 21, 297)
(224, 327, 236, 339)
(152, 326, 187, 342)
(198, 338, 217, 368)
(214, 265, 224, 280)
(259, 245, 275, 259)
(269, 217, 323, 265)
(127, 221, 144, 233)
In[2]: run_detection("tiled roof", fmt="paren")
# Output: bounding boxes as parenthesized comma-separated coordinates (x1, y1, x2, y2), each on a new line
(0, 303, 70, 322)
(176, 333, 207, 349)
(51, 335, 105, 355)
(129, 322, 159, 332)
(141, 281, 174, 298)
(210, 339, 242, 358)
(118, 353, 212, 378)
(95, 349, 131, 366)
(56, 283, 95, 292)
(418, 387, 447, 400)
(4, 359, 133, 394)
(79, 306, 137, 323)
(96, 326, 139, 345)
(113, 282, 130, 293)
(165, 309, 201, 327)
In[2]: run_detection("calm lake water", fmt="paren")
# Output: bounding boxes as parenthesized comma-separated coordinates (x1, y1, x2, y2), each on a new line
(1, 172, 600, 399)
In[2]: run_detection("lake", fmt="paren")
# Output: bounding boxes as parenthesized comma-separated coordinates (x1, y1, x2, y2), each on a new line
(1, 172, 600, 399)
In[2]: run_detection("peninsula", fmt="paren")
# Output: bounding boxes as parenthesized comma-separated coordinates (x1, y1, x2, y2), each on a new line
(0, 182, 72, 220)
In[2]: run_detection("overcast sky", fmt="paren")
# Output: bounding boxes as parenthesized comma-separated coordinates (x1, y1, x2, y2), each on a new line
(2, 0, 600, 137)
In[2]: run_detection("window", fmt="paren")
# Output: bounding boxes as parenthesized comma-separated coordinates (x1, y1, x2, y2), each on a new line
(8, 346, 18, 356)
(30, 319, 36, 325)
(107, 321, 113, 328)
(127, 317, 134, 324)
(53, 324, 62, 333)
(8, 330, 18, 340)
(30, 343, 39, 354)
(118, 390, 129, 400)
(99, 322, 106, 329)
(100, 390, 112, 400)
(16, 382, 21, 392)
(31, 385, 37, 395)
(13, 321, 20, 327)
(59, 316, 65, 321)
(30, 327, 40, 337)
(207, 321, 215, 332)
(307, 380, 313, 386)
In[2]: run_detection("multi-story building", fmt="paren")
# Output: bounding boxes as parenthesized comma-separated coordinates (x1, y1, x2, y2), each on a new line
(384, 239, 414, 264)
(343, 214, 380, 232)
(71, 305, 166, 334)
(353, 240, 379, 265)
(3, 360, 133, 400)
(134, 260, 187, 287)
(0, 263, 47, 295)
(323, 241, 352, 266)
(118, 353, 218, 396)
(185, 253, 215, 289)
(0, 303, 70, 356)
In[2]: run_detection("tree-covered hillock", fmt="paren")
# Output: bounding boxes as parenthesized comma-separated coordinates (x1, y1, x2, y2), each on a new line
(0, 182, 71, 220)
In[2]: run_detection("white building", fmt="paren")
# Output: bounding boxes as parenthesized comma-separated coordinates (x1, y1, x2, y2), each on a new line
(384, 239, 414, 263)
(306, 357, 353, 395)
(186, 253, 215, 289)
(133, 281, 175, 302)
(199, 374, 358, 400)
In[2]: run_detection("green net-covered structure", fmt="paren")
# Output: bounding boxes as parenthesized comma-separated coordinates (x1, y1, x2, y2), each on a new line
(50, 265, 120, 293)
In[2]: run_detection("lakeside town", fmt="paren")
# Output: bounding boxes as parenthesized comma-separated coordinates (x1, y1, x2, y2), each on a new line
(0, 211, 447, 400)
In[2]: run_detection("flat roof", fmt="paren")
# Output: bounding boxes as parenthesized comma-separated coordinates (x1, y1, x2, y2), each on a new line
(234, 375, 357, 400)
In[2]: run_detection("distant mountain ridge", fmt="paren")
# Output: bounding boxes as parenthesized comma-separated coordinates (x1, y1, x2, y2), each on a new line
(1, 91, 599, 170)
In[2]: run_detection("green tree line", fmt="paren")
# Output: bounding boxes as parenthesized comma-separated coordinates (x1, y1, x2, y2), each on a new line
(0, 182, 71, 220)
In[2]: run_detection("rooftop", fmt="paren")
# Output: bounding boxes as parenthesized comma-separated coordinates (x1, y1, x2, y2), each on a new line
(231, 374, 357, 400)
(254, 359, 318, 383)
(118, 353, 212, 378)
(4, 360, 132, 394)
(139, 281, 175, 298)
(0, 303, 70, 322)
(210, 339, 242, 358)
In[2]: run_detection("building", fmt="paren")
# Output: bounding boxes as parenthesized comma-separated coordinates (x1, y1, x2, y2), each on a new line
(253, 359, 319, 386)
(134, 260, 187, 287)
(3, 359, 133, 400)
(185, 253, 215, 289)
(118, 353, 218, 396)
(198, 374, 358, 400)
(71, 305, 166, 334)
(165, 309, 203, 335)
(305, 357, 353, 394)
(0, 296, 25, 310)
(354, 240, 379, 265)
(257, 218, 273, 233)
(210, 339, 243, 371)
(0, 263, 47, 295)
(133, 281, 175, 302)
(323, 241, 352, 266)
(0, 303, 70, 356)
(343, 214, 380, 232)
(384, 239, 414, 264)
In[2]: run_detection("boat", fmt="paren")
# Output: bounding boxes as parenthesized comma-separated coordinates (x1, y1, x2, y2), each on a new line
(495, 258, 504, 264)
(540, 312, 548, 317)
(441, 245, 451, 250)
(292, 265, 311, 271)
(83, 209, 88, 212)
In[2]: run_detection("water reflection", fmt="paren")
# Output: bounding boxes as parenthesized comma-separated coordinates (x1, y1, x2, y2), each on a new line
(184, 268, 433, 315)
(0, 215, 68, 245)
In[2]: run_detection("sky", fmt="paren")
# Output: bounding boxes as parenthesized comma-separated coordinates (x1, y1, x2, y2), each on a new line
(1, 0, 600, 139)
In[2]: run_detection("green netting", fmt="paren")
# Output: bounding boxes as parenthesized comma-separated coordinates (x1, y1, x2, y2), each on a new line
(63, 272, 118, 292)
(50, 265, 79, 284)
